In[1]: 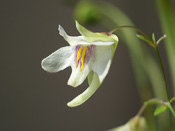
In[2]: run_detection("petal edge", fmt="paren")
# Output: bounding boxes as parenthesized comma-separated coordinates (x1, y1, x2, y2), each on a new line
(41, 46, 73, 73)
(67, 72, 100, 107)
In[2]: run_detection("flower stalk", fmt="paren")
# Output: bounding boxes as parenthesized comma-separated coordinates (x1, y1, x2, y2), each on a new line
(110, 26, 169, 101)
(167, 102, 175, 117)
(154, 46, 169, 101)
(109, 26, 151, 42)
(110, 25, 175, 118)
(136, 98, 163, 117)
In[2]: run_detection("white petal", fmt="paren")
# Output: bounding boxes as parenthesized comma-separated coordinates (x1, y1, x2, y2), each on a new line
(67, 72, 100, 107)
(59, 25, 87, 46)
(77, 41, 114, 46)
(68, 64, 90, 87)
(41, 46, 74, 72)
(91, 46, 112, 83)
(90, 41, 114, 46)
(58, 25, 114, 46)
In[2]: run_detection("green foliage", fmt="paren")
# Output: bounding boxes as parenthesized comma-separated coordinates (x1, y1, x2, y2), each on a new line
(154, 105, 168, 116)
(156, 0, 175, 92)
(136, 34, 155, 47)
(136, 34, 149, 43)
(167, 102, 175, 117)
(170, 97, 175, 103)
(152, 33, 156, 43)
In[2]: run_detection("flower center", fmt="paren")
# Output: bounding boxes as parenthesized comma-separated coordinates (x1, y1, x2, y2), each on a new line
(75, 45, 95, 70)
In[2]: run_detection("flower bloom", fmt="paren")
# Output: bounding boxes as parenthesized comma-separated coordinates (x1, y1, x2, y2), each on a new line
(108, 117, 148, 131)
(41, 21, 118, 107)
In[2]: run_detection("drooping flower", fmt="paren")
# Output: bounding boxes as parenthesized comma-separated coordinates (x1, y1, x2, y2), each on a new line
(41, 21, 118, 107)
(108, 117, 148, 131)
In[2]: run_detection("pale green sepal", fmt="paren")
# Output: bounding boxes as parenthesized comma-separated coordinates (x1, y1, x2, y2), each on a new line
(154, 105, 168, 116)
(75, 20, 118, 42)
(67, 72, 100, 107)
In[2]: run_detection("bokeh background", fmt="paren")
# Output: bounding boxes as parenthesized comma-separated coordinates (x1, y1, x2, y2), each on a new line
(0, 0, 167, 130)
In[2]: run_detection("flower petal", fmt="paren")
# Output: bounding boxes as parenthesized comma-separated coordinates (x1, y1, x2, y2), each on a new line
(91, 46, 112, 83)
(59, 25, 116, 46)
(68, 64, 90, 87)
(89, 41, 114, 46)
(59, 25, 87, 46)
(41, 46, 74, 73)
(67, 71, 100, 107)
(75, 20, 117, 42)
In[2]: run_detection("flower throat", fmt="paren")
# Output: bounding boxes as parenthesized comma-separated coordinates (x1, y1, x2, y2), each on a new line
(75, 45, 94, 70)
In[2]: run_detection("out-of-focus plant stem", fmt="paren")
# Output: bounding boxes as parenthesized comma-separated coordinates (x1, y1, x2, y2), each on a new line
(156, 0, 175, 94)
(111, 25, 170, 102)
(98, 2, 169, 130)
(156, 0, 175, 129)
(99, 2, 165, 99)
(154, 46, 169, 102)
(99, 2, 166, 98)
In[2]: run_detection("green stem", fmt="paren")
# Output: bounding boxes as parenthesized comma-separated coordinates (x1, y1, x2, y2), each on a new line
(109, 25, 152, 42)
(110, 25, 170, 102)
(136, 104, 147, 117)
(167, 103, 175, 117)
(156, 0, 175, 94)
(154, 46, 169, 102)
(136, 98, 164, 117)
(98, 2, 169, 129)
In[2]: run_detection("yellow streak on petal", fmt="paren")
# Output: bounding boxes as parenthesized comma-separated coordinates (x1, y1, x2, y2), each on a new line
(76, 46, 84, 67)
(80, 46, 87, 70)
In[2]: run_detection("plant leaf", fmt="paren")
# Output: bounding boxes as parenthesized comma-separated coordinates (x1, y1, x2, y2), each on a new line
(154, 105, 168, 116)
(136, 34, 148, 42)
(170, 97, 175, 103)
(136, 34, 152, 44)
(136, 34, 155, 47)
(152, 33, 156, 43)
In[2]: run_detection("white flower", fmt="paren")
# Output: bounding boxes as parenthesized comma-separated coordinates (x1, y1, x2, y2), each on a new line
(108, 117, 148, 131)
(41, 21, 118, 107)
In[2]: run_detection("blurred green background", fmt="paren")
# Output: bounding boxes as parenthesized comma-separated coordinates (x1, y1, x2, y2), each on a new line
(0, 0, 172, 130)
